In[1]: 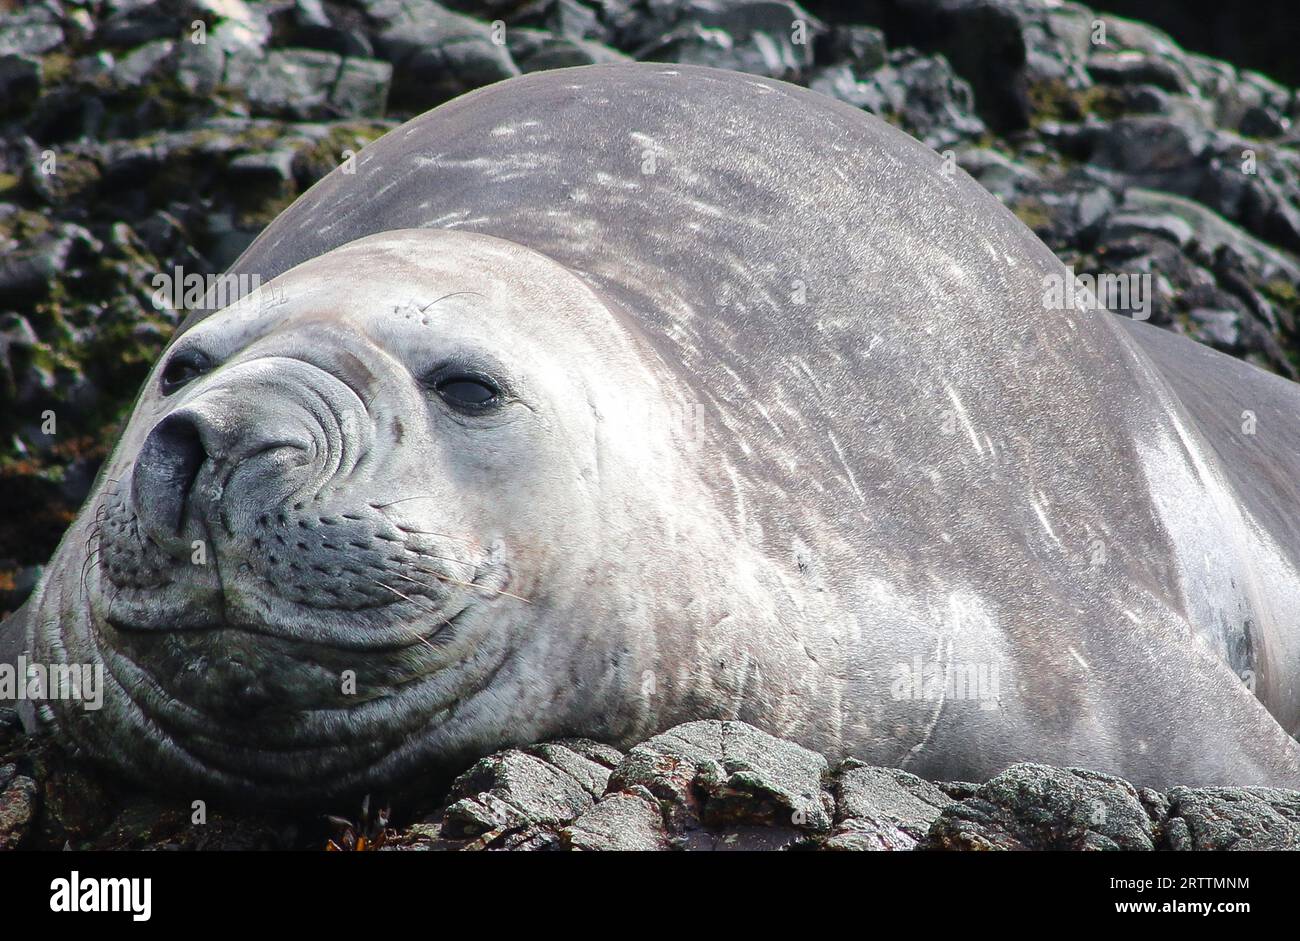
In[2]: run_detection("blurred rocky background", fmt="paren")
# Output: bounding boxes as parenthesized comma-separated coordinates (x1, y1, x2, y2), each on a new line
(4, 716, 1298, 849)
(1, 0, 1299, 614)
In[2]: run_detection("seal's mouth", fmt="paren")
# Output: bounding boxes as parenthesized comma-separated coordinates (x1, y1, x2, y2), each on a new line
(60, 499, 519, 801)
(100, 596, 473, 652)
(90, 490, 506, 652)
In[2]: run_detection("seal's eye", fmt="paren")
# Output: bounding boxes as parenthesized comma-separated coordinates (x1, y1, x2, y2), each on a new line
(160, 349, 212, 396)
(436, 375, 501, 411)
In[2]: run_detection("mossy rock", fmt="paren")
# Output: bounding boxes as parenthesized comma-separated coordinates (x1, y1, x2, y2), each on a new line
(292, 121, 393, 187)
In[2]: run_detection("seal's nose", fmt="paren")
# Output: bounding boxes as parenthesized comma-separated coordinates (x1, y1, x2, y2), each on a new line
(133, 412, 208, 538)
(129, 357, 370, 555)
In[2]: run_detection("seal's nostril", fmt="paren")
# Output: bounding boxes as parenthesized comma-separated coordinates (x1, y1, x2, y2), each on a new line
(133, 413, 209, 538)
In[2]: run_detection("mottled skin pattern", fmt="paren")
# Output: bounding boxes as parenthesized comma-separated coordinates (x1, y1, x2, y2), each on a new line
(4, 63, 1300, 800)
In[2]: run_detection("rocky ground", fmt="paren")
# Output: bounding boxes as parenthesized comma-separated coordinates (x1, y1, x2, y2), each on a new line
(3, 713, 1298, 850)
(2, 0, 1300, 611)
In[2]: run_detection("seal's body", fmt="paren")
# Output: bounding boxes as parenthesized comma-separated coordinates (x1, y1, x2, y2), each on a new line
(5, 63, 1300, 799)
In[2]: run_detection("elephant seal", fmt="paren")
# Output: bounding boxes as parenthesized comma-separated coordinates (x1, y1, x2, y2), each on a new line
(4, 63, 1300, 801)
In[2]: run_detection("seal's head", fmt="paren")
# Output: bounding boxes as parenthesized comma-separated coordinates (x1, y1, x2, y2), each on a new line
(42, 229, 708, 801)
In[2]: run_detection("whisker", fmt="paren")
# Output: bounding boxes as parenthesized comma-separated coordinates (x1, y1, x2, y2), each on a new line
(420, 291, 487, 313)
(388, 569, 443, 594)
(394, 527, 480, 546)
(389, 569, 484, 609)
(370, 495, 470, 520)
(80, 549, 102, 599)
(405, 564, 530, 604)
(403, 547, 476, 573)
(368, 580, 450, 653)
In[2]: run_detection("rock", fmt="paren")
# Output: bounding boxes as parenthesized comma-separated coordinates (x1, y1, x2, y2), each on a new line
(876, 50, 986, 148)
(1186, 307, 1243, 348)
(608, 720, 835, 835)
(0, 55, 41, 117)
(927, 763, 1161, 850)
(243, 49, 338, 120)
(92, 802, 293, 850)
(825, 816, 924, 850)
(956, 146, 1042, 201)
(818, 24, 887, 74)
(363, 0, 519, 111)
(1164, 786, 1300, 850)
(833, 761, 952, 847)
(1087, 51, 1191, 94)
(1089, 116, 1210, 180)
(515, 0, 606, 43)
(563, 786, 670, 850)
(810, 49, 984, 149)
(5, 718, 1300, 850)
(245, 50, 391, 120)
(0, 772, 38, 850)
(438, 740, 617, 845)
(508, 27, 628, 71)
(176, 5, 274, 96)
(1101, 210, 1196, 247)
(40, 766, 118, 847)
(285, 0, 377, 57)
(331, 57, 393, 116)
(111, 38, 176, 87)
(98, 6, 180, 47)
(228, 149, 298, 183)
(871, 0, 1067, 132)
(0, 5, 64, 58)
(0, 232, 78, 306)
(824, 762, 954, 850)
(1124, 188, 1300, 282)
(634, 0, 824, 82)
(526, 740, 620, 797)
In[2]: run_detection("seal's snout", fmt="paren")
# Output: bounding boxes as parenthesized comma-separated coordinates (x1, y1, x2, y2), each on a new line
(133, 412, 208, 539)
(131, 396, 314, 553)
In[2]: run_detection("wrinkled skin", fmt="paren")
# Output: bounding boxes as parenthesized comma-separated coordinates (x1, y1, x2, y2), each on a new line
(5, 64, 1300, 802)
(8, 231, 793, 801)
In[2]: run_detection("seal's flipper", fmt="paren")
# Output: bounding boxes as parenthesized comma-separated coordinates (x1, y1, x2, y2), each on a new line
(1118, 315, 1300, 563)
(1118, 313, 1300, 739)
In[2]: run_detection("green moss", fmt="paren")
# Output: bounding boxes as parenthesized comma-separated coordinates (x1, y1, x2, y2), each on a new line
(294, 122, 391, 185)
(46, 153, 101, 204)
(235, 124, 293, 150)
(8, 208, 53, 241)
(1011, 196, 1054, 231)
(1077, 84, 1127, 122)
(1262, 278, 1299, 308)
(1028, 79, 1127, 126)
(235, 189, 295, 229)
(41, 52, 73, 85)
(1260, 278, 1300, 372)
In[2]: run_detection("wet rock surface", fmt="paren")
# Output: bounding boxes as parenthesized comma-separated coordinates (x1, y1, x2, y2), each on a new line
(3, 718, 1299, 850)
(2, 1, 1299, 609)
